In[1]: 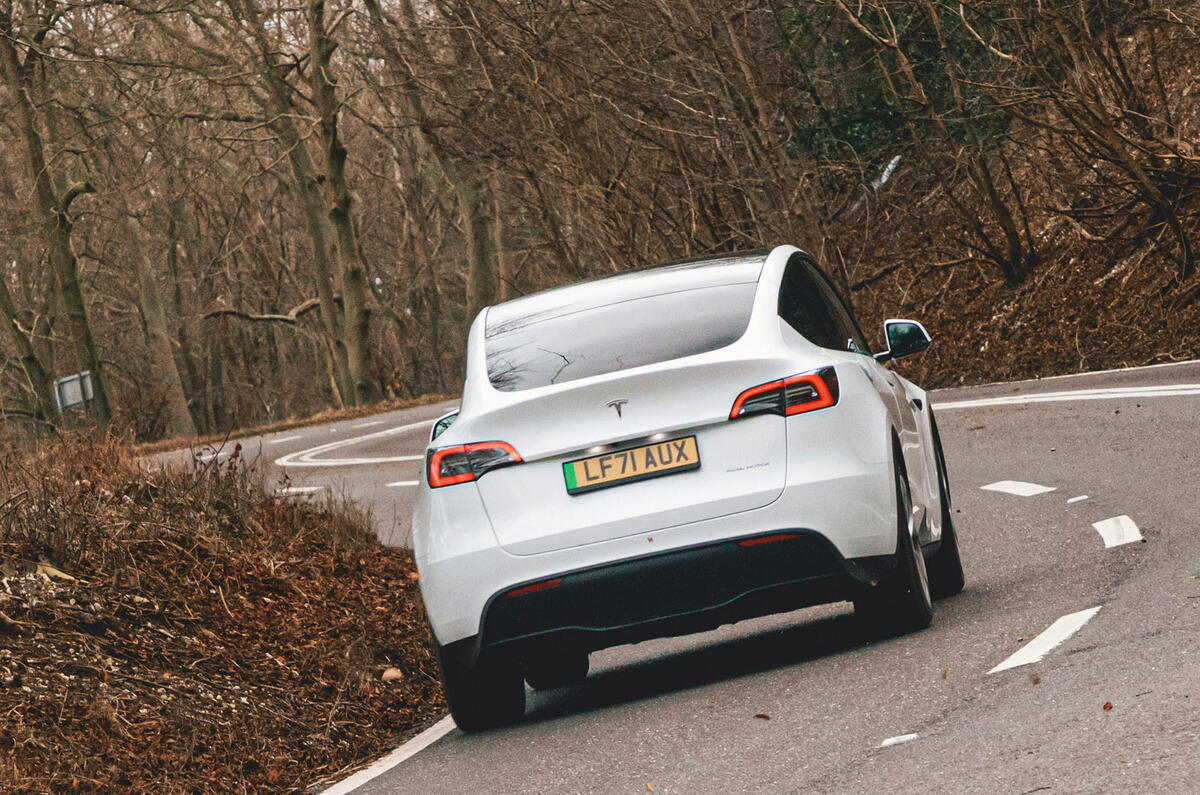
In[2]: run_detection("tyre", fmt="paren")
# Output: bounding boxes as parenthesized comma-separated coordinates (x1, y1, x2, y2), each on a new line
(926, 413, 965, 599)
(524, 650, 590, 691)
(854, 449, 933, 635)
(437, 645, 526, 733)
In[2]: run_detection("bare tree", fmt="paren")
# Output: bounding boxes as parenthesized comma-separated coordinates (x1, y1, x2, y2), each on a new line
(0, 1, 112, 421)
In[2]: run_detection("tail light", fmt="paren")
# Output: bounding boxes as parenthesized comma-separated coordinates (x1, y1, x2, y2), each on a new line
(427, 441, 522, 488)
(504, 578, 563, 598)
(729, 366, 839, 420)
(737, 532, 802, 547)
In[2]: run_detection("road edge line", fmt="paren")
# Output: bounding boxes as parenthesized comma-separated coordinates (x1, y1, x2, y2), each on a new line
(320, 715, 456, 794)
(931, 358, 1200, 393)
(935, 384, 1200, 410)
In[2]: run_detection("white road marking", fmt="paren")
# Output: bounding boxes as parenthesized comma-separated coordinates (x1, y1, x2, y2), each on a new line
(354, 420, 386, 429)
(268, 435, 305, 445)
(274, 417, 436, 468)
(1093, 515, 1143, 548)
(277, 486, 324, 495)
(386, 480, 420, 487)
(879, 733, 919, 748)
(939, 358, 1199, 391)
(1067, 495, 1089, 504)
(988, 606, 1102, 674)
(981, 480, 1057, 496)
(936, 383, 1200, 410)
(321, 715, 456, 795)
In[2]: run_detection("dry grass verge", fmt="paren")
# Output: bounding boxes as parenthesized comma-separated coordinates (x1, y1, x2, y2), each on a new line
(0, 433, 444, 793)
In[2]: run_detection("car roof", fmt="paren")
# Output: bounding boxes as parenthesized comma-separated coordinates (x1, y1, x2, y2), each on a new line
(484, 250, 769, 338)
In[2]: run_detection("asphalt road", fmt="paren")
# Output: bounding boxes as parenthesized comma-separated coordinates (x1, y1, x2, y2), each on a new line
(159, 361, 1200, 793)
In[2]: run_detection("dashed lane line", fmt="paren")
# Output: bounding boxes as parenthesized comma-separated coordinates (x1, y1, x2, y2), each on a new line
(988, 607, 1102, 674)
(1093, 515, 1144, 548)
(981, 480, 1057, 496)
(879, 733, 919, 748)
(386, 480, 420, 488)
(268, 435, 305, 445)
(1067, 495, 1089, 504)
(354, 420, 386, 429)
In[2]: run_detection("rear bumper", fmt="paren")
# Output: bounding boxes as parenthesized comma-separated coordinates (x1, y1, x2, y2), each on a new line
(441, 529, 893, 669)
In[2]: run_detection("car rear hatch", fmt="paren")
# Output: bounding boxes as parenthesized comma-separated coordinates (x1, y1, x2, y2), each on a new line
(472, 357, 790, 555)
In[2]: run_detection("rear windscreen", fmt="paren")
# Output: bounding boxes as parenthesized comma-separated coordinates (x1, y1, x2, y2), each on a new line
(485, 283, 758, 391)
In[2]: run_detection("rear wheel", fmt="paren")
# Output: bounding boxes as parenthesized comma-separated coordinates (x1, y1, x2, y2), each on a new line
(437, 646, 526, 733)
(855, 451, 933, 635)
(926, 414, 965, 599)
(524, 650, 590, 691)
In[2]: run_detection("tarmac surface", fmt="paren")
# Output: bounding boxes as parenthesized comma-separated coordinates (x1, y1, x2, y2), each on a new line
(155, 360, 1200, 794)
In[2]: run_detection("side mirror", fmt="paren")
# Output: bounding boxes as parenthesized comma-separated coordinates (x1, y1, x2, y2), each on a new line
(430, 410, 459, 442)
(874, 319, 932, 363)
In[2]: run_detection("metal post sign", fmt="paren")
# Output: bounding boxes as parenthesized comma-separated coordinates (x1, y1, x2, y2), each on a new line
(54, 371, 94, 413)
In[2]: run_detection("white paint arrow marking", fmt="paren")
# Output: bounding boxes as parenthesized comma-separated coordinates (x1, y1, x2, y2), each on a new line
(981, 480, 1057, 496)
(321, 715, 456, 794)
(274, 417, 435, 468)
(1092, 515, 1143, 548)
(879, 733, 919, 748)
(988, 606, 1102, 674)
(936, 383, 1200, 410)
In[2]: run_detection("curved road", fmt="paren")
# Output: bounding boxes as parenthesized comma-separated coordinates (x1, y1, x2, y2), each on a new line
(169, 362, 1200, 793)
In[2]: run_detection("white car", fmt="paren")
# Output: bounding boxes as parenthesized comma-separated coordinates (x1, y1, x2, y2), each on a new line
(413, 244, 964, 731)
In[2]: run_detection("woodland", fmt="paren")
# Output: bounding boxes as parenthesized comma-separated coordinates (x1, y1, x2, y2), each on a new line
(2, 3, 1199, 788)
(1, 0, 1199, 442)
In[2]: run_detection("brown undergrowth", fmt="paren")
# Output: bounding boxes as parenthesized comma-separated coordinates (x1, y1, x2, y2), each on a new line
(854, 226, 1200, 391)
(0, 433, 443, 793)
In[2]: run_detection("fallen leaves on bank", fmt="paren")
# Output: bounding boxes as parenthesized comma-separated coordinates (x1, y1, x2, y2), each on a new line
(0, 433, 443, 793)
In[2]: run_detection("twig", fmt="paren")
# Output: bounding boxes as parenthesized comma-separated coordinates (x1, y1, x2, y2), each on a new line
(215, 585, 235, 621)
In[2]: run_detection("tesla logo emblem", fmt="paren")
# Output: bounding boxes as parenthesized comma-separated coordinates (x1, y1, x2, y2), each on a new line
(606, 399, 628, 418)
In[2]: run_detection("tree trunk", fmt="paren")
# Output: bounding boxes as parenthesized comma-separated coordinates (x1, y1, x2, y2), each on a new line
(166, 196, 204, 431)
(491, 172, 510, 302)
(232, 0, 355, 406)
(125, 215, 197, 438)
(365, 0, 502, 324)
(283, 129, 355, 405)
(0, 30, 112, 421)
(0, 275, 57, 425)
(447, 163, 499, 324)
(47, 200, 112, 420)
(308, 0, 376, 404)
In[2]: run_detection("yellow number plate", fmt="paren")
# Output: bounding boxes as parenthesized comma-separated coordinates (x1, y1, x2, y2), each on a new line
(563, 436, 700, 495)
